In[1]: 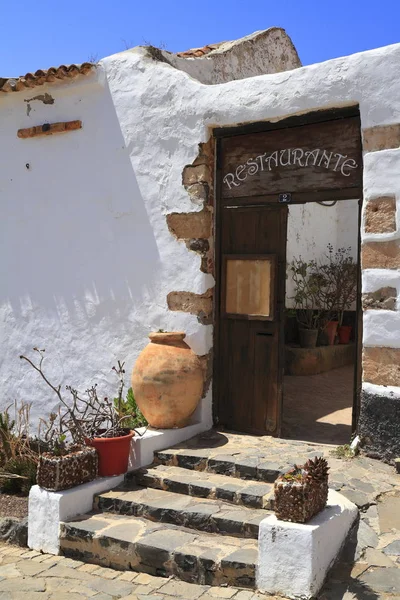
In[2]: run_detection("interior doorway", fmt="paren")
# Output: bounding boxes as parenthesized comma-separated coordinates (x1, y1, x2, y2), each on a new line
(214, 107, 363, 439)
(282, 199, 361, 444)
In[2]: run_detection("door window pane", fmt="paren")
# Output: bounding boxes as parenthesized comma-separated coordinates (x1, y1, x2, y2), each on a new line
(225, 257, 274, 317)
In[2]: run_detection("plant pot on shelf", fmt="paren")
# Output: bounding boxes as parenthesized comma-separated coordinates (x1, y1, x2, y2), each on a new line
(298, 328, 318, 349)
(131, 332, 203, 429)
(37, 446, 98, 491)
(338, 325, 352, 344)
(86, 429, 134, 477)
(324, 320, 339, 345)
(274, 457, 329, 523)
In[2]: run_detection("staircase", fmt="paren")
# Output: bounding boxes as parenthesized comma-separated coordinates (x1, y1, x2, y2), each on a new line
(60, 443, 288, 589)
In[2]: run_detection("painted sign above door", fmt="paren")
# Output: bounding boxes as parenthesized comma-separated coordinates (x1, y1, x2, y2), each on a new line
(220, 116, 362, 199)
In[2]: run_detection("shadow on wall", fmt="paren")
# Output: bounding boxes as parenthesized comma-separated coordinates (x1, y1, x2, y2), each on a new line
(0, 82, 160, 318)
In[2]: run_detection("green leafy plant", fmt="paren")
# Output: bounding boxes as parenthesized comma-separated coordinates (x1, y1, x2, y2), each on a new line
(114, 387, 147, 429)
(0, 456, 37, 494)
(288, 258, 326, 330)
(0, 401, 39, 494)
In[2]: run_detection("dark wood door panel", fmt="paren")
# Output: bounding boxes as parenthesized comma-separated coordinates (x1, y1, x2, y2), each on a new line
(221, 116, 362, 199)
(217, 205, 287, 435)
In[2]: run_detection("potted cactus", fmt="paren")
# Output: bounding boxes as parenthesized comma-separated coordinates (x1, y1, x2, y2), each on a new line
(274, 457, 329, 523)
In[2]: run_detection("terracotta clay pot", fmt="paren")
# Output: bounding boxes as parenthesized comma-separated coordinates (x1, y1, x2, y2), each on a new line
(131, 332, 203, 429)
(324, 320, 339, 345)
(338, 325, 352, 344)
(86, 430, 134, 477)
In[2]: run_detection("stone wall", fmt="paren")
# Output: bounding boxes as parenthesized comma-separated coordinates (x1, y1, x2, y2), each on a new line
(359, 125, 400, 461)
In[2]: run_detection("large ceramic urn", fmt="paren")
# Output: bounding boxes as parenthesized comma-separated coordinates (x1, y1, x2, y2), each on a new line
(131, 332, 203, 429)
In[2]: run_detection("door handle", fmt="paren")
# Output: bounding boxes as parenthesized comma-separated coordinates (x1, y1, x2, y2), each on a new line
(257, 332, 274, 337)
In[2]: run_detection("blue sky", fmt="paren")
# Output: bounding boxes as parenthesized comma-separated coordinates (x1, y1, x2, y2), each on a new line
(1, 0, 399, 75)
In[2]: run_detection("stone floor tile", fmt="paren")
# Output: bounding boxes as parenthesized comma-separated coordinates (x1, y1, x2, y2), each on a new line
(0, 576, 47, 592)
(359, 566, 400, 594)
(382, 539, 400, 555)
(157, 579, 207, 599)
(118, 570, 139, 582)
(134, 572, 167, 587)
(16, 559, 51, 576)
(232, 591, 254, 600)
(0, 563, 21, 578)
(363, 547, 395, 567)
(78, 563, 102, 573)
(92, 566, 120, 579)
(206, 586, 237, 598)
(58, 557, 84, 569)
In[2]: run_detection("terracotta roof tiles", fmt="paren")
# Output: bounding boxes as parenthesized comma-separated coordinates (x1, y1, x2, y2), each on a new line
(176, 43, 224, 58)
(0, 63, 94, 93)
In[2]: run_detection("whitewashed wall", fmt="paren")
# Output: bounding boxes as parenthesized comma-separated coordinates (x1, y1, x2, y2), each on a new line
(1, 41, 400, 429)
(286, 200, 359, 306)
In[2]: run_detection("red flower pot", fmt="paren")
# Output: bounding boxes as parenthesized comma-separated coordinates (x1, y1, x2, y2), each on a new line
(86, 430, 134, 477)
(338, 325, 352, 344)
(324, 321, 338, 345)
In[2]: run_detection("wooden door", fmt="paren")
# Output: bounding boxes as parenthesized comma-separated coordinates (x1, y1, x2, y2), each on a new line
(214, 109, 363, 435)
(216, 205, 288, 435)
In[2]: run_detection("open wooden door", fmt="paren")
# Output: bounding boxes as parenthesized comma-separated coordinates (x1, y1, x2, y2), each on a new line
(213, 107, 363, 437)
(216, 205, 287, 435)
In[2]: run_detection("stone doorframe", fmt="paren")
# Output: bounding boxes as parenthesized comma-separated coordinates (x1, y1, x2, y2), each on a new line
(165, 110, 400, 462)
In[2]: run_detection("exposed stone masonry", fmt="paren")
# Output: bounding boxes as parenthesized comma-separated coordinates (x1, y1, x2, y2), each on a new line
(364, 195, 397, 234)
(362, 287, 397, 311)
(167, 289, 213, 321)
(362, 240, 400, 269)
(362, 347, 400, 387)
(363, 123, 400, 152)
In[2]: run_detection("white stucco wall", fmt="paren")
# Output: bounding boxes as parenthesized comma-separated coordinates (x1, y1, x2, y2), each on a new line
(286, 200, 359, 306)
(2, 41, 400, 425)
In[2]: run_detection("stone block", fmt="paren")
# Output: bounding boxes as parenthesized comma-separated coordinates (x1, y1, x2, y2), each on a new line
(362, 240, 400, 269)
(166, 209, 212, 240)
(362, 346, 400, 387)
(358, 388, 400, 462)
(365, 196, 396, 233)
(363, 123, 400, 152)
(28, 475, 124, 555)
(362, 286, 397, 311)
(182, 164, 211, 186)
(167, 289, 213, 318)
(257, 489, 358, 599)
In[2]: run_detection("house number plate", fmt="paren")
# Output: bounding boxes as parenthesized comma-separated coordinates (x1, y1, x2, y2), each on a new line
(279, 193, 292, 203)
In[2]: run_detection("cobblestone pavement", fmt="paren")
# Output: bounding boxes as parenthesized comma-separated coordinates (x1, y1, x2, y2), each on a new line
(0, 544, 271, 600)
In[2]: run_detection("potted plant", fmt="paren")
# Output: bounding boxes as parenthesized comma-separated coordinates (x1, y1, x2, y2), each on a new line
(318, 246, 357, 345)
(288, 258, 325, 348)
(36, 409, 98, 491)
(20, 349, 142, 479)
(274, 456, 329, 523)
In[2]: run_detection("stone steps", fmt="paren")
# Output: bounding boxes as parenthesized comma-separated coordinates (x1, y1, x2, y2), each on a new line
(129, 464, 274, 509)
(95, 484, 272, 538)
(59, 437, 298, 589)
(154, 447, 286, 482)
(60, 512, 258, 588)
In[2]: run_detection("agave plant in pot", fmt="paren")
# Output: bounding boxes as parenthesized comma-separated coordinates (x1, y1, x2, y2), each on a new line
(274, 456, 329, 523)
(21, 349, 142, 480)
